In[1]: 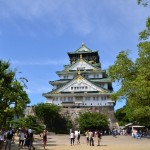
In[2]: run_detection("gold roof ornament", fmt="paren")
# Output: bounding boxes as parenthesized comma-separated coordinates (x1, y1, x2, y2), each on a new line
(80, 54, 82, 59)
(77, 70, 81, 75)
(82, 42, 85, 47)
(79, 54, 83, 62)
(52, 91, 60, 94)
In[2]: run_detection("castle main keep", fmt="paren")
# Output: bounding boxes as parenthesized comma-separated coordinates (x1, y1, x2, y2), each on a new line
(43, 43, 117, 128)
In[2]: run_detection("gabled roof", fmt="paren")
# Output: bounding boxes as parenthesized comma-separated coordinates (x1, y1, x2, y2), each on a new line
(49, 79, 69, 86)
(74, 43, 93, 53)
(91, 78, 112, 82)
(68, 43, 97, 54)
(56, 69, 106, 75)
(68, 58, 99, 71)
(56, 57, 100, 75)
(51, 73, 109, 94)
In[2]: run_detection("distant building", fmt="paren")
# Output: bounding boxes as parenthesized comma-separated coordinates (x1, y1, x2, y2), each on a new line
(43, 43, 117, 128)
(24, 106, 35, 117)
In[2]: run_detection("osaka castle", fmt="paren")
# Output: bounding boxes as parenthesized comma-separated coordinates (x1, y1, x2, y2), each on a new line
(43, 43, 117, 127)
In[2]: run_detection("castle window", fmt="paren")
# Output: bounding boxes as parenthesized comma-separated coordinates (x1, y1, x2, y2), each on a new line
(85, 97, 90, 100)
(71, 87, 73, 90)
(100, 83, 104, 87)
(77, 67, 85, 70)
(93, 74, 99, 78)
(83, 74, 88, 78)
(101, 96, 106, 100)
(64, 75, 68, 79)
(68, 97, 73, 101)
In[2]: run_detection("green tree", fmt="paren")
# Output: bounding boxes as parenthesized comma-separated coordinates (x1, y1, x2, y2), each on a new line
(0, 60, 30, 128)
(137, 0, 148, 6)
(77, 112, 109, 132)
(137, 0, 150, 40)
(54, 115, 72, 133)
(108, 50, 136, 102)
(115, 106, 129, 126)
(34, 103, 72, 133)
(108, 46, 150, 126)
(108, 1, 150, 127)
(13, 115, 44, 134)
(34, 103, 60, 131)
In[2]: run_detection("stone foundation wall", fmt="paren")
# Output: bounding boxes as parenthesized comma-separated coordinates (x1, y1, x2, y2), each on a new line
(60, 106, 118, 129)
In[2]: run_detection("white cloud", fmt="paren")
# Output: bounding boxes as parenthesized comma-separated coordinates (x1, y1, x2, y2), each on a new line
(0, 0, 149, 37)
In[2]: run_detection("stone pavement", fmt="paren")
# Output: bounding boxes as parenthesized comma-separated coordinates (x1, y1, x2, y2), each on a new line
(2, 134, 150, 150)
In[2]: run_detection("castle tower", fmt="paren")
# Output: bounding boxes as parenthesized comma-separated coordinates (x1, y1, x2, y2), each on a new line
(43, 44, 116, 128)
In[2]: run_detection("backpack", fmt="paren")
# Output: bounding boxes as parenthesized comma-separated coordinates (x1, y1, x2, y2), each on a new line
(6, 131, 13, 139)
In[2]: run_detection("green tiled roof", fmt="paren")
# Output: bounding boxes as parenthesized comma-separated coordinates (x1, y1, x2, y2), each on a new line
(68, 44, 94, 54)
(91, 78, 112, 82)
(56, 58, 102, 75)
(43, 91, 113, 98)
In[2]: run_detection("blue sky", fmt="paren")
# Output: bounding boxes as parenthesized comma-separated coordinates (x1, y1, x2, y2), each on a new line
(0, 0, 149, 110)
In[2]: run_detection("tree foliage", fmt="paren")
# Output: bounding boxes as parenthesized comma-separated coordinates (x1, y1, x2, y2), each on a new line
(0, 60, 30, 128)
(34, 103, 60, 130)
(115, 106, 129, 126)
(139, 17, 150, 40)
(108, 8, 150, 126)
(77, 112, 109, 132)
(34, 103, 71, 133)
(13, 115, 44, 134)
(108, 51, 136, 102)
(137, 0, 148, 6)
(108, 44, 150, 126)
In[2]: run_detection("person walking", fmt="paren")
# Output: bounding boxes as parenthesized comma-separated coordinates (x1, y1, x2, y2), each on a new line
(18, 129, 25, 148)
(0, 128, 5, 149)
(70, 131, 75, 146)
(97, 130, 102, 146)
(5, 127, 14, 150)
(85, 130, 89, 145)
(43, 129, 47, 150)
(28, 129, 35, 150)
(24, 129, 29, 149)
(89, 130, 94, 146)
(77, 130, 80, 144)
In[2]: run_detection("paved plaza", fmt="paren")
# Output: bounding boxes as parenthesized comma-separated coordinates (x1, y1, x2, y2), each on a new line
(2, 134, 150, 150)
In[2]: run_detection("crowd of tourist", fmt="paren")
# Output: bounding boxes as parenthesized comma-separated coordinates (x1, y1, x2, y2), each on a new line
(1, 126, 149, 149)
(69, 129, 102, 146)
(0, 127, 47, 150)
